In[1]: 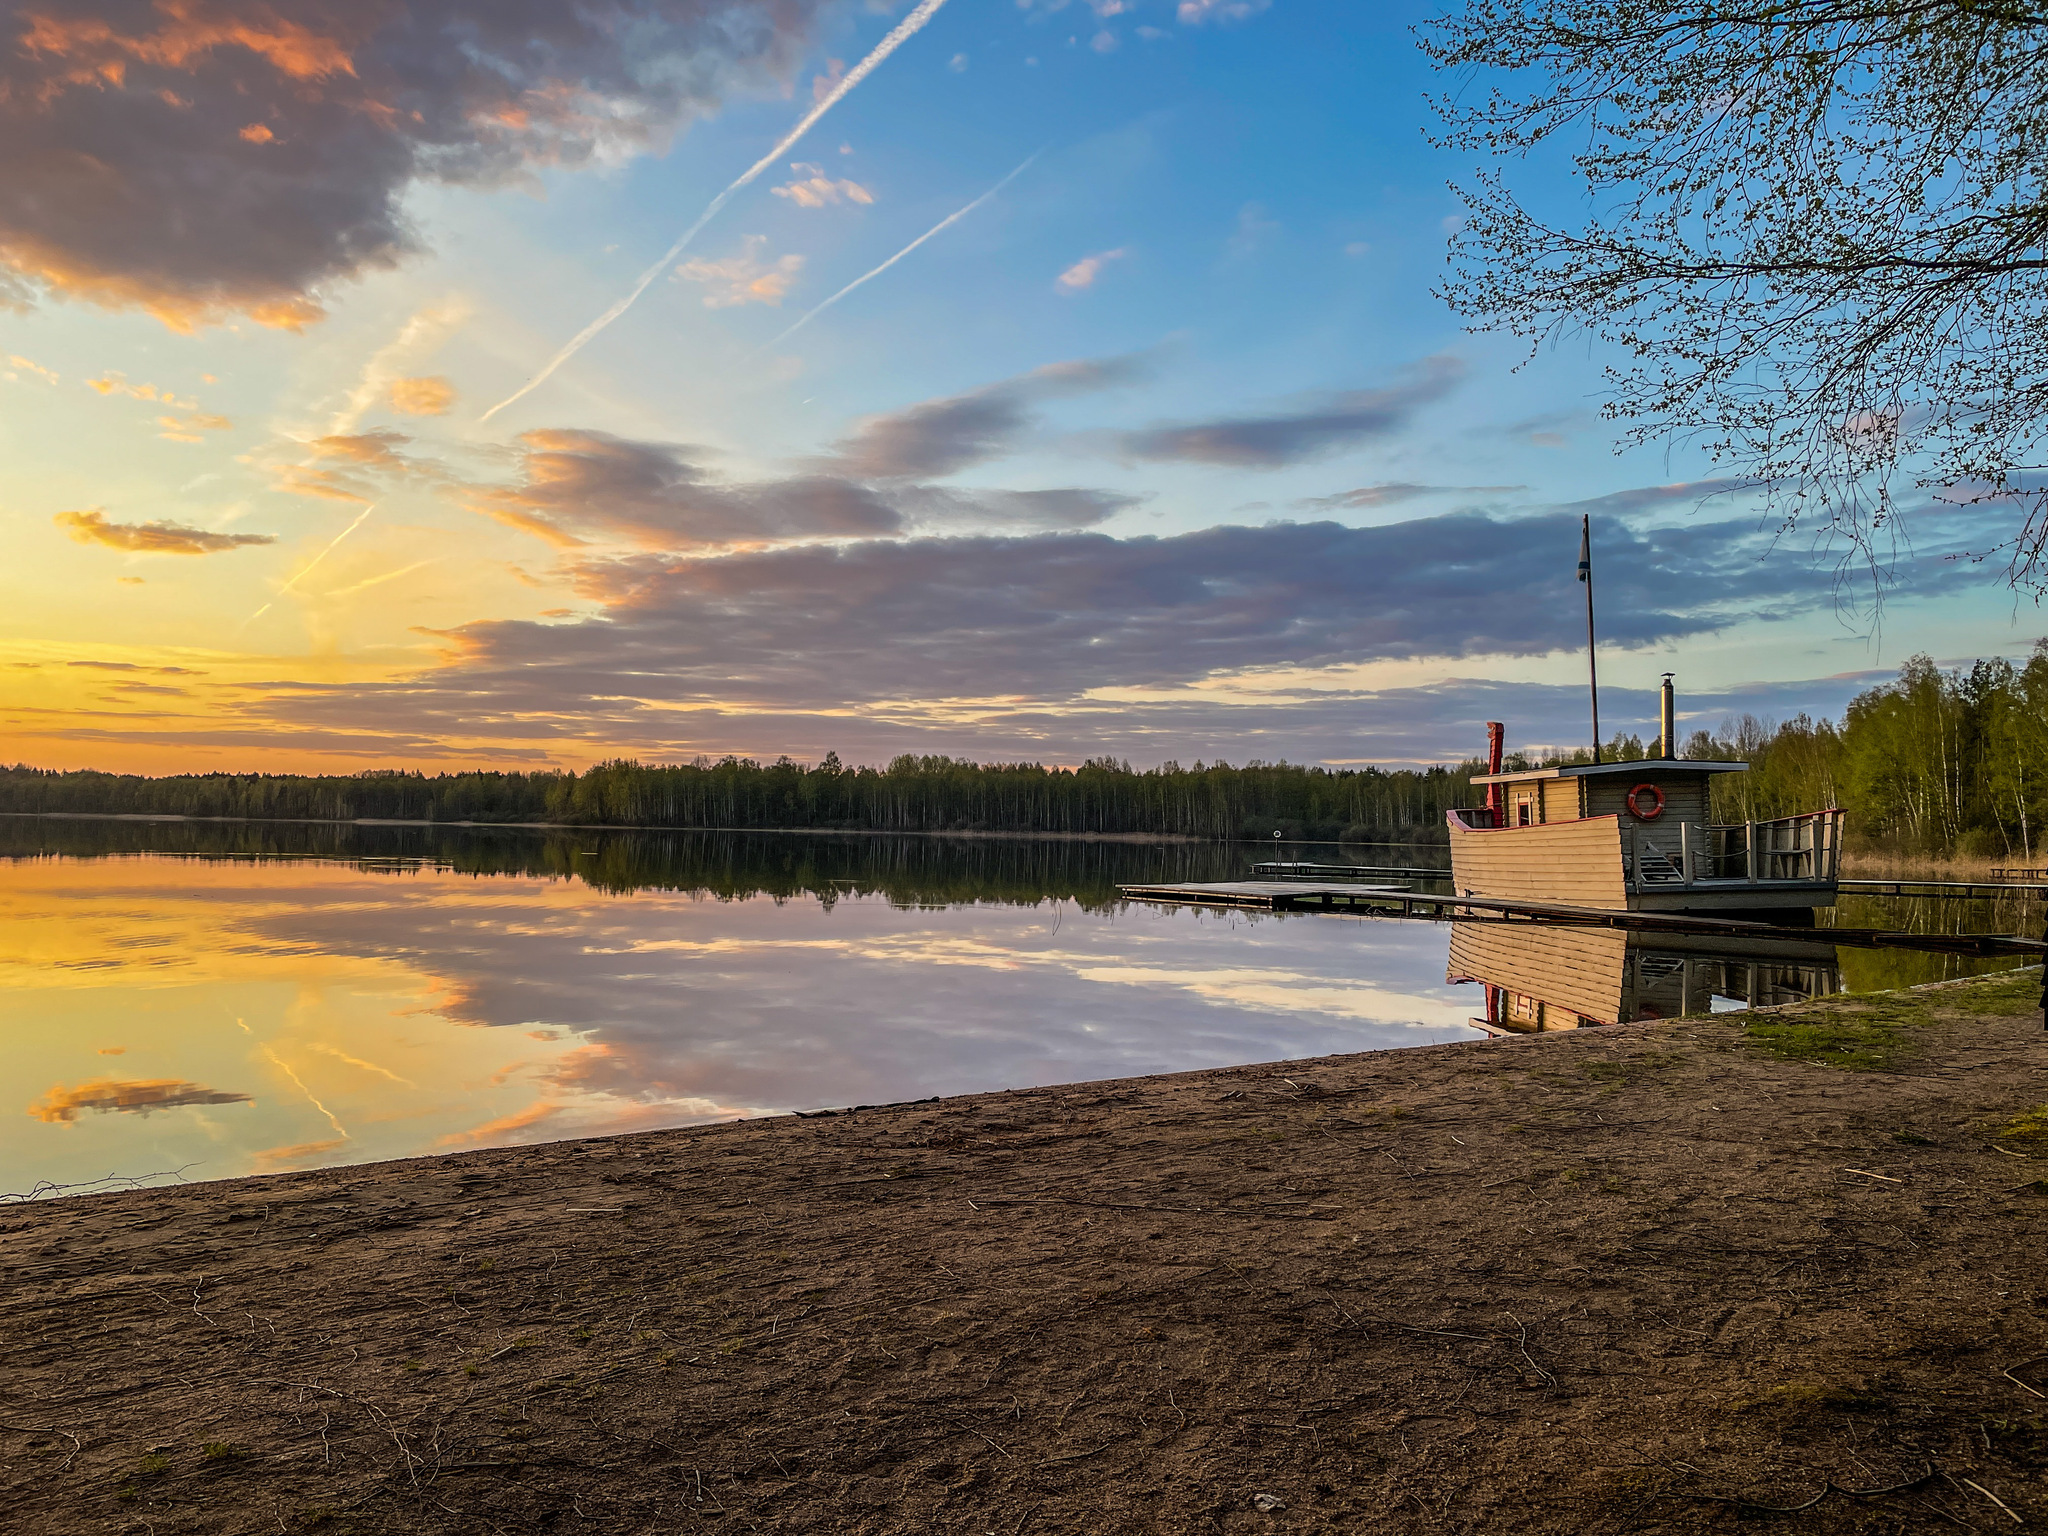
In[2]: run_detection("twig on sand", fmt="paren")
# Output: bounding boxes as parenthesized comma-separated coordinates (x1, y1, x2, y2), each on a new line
(949, 1420, 1014, 1458)
(1954, 1474, 2025, 1525)
(2001, 1355, 2048, 1400)
(1507, 1313, 1555, 1389)
(1694, 1465, 1935, 1513)
(0, 1424, 81, 1472)
(1841, 1168, 1905, 1183)
(965, 1196, 1335, 1221)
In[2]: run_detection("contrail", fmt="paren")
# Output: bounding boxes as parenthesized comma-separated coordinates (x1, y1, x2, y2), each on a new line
(764, 152, 1040, 349)
(479, 0, 954, 424)
(322, 558, 434, 599)
(245, 502, 377, 625)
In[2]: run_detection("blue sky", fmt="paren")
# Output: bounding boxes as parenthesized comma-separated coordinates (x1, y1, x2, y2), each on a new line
(0, 0, 2029, 773)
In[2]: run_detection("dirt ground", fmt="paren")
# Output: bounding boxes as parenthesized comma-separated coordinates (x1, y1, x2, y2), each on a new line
(4, 969, 2045, 1535)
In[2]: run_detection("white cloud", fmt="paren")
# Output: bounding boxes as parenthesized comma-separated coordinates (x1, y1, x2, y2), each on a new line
(770, 162, 875, 208)
(948, 51, 969, 71)
(1055, 248, 1128, 293)
(1177, 0, 1270, 20)
(1091, 29, 1118, 51)
(1344, 240, 1372, 258)
(675, 235, 804, 308)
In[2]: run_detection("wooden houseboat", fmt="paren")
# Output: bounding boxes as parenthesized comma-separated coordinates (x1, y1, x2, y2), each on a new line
(1449, 693, 1843, 915)
(1447, 922, 1840, 1034)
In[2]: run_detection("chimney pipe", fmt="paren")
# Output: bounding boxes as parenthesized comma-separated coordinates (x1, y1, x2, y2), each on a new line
(1659, 674, 1676, 759)
(1484, 721, 1505, 821)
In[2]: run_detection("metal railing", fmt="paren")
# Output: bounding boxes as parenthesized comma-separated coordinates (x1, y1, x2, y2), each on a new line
(1626, 809, 1844, 890)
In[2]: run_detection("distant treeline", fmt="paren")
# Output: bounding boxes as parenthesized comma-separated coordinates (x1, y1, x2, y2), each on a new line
(0, 753, 1478, 845)
(6, 647, 2038, 854)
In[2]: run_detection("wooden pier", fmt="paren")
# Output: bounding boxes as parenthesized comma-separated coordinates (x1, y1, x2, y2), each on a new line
(1115, 879, 2047, 958)
(1838, 877, 2048, 898)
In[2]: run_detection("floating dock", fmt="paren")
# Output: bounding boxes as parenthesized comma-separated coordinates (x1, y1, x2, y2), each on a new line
(1837, 877, 2048, 898)
(1116, 879, 2046, 957)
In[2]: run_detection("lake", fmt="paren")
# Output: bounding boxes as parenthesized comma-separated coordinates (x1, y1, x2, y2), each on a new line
(4, 816, 2034, 1195)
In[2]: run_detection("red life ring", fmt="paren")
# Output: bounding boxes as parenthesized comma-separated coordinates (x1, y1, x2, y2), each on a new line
(1627, 782, 1666, 821)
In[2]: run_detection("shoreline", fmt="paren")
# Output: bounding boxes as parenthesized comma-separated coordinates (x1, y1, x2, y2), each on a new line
(6, 971, 2042, 1533)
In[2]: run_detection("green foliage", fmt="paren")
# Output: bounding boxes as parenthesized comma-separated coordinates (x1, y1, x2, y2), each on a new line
(1995, 1105, 2048, 1160)
(1698, 643, 2048, 860)
(1731, 994, 1930, 1071)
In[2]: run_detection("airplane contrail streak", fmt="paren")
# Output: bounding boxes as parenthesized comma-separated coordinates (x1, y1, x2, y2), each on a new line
(322, 558, 434, 599)
(245, 502, 377, 625)
(479, 0, 954, 424)
(764, 152, 1039, 349)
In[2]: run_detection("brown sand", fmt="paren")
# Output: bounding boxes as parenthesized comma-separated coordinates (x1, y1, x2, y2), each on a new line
(4, 973, 2044, 1534)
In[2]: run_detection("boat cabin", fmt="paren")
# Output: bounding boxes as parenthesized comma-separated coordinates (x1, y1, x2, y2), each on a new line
(1449, 751, 1844, 914)
(1470, 759, 1741, 832)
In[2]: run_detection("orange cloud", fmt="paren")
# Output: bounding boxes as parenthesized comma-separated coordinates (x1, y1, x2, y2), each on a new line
(19, 5, 358, 83)
(30, 1075, 253, 1123)
(436, 1098, 562, 1146)
(387, 375, 456, 415)
(158, 411, 232, 441)
(771, 162, 874, 209)
(249, 1136, 350, 1171)
(0, 3, 832, 332)
(675, 235, 803, 308)
(56, 508, 276, 555)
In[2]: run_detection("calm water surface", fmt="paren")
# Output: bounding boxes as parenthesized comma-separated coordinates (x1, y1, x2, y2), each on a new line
(4, 818, 2033, 1193)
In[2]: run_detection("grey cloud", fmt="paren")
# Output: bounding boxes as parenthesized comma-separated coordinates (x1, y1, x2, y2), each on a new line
(252, 508, 1943, 761)
(1119, 356, 1465, 468)
(896, 485, 1143, 529)
(1303, 482, 1525, 510)
(830, 353, 1148, 479)
(1558, 479, 1754, 517)
(462, 429, 903, 549)
(0, 1, 828, 329)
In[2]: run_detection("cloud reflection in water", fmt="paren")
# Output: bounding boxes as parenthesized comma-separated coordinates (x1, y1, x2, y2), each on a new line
(4, 848, 1479, 1189)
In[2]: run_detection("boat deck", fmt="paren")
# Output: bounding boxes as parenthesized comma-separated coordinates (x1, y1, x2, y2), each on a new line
(1116, 880, 2045, 957)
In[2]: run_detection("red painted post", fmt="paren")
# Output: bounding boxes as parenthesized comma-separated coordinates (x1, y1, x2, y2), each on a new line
(1484, 722, 1505, 825)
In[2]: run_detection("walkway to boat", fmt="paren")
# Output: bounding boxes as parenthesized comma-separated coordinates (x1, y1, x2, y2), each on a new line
(1115, 879, 2047, 958)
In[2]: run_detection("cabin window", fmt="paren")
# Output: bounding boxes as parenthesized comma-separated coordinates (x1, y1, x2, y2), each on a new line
(1514, 795, 1534, 826)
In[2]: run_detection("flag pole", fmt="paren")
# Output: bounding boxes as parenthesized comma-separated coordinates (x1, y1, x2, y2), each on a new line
(1579, 513, 1601, 764)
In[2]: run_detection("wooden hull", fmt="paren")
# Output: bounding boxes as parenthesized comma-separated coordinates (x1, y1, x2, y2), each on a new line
(1447, 922, 1841, 1031)
(1447, 813, 1627, 907)
(1447, 810, 1839, 913)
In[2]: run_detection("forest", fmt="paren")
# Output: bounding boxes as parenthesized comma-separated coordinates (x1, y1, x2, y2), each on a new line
(3, 647, 2041, 856)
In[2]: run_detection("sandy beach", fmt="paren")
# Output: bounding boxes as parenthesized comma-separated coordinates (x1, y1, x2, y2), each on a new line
(4, 968, 2043, 1534)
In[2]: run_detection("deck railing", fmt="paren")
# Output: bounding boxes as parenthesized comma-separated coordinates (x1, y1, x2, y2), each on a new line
(1625, 809, 1844, 891)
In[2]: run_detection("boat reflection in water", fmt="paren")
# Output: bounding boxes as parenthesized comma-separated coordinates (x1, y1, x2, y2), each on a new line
(1446, 921, 1840, 1034)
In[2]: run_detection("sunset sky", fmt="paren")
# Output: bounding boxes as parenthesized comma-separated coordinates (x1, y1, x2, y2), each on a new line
(2, 0, 2031, 775)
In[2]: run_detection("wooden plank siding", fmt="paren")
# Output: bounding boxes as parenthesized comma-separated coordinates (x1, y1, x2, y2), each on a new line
(1446, 815, 1627, 907)
(1582, 769, 1712, 827)
(1446, 923, 1630, 1027)
(1541, 778, 1583, 824)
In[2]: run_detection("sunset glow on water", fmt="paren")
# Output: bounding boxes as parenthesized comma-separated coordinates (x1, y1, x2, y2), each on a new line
(4, 844, 1481, 1192)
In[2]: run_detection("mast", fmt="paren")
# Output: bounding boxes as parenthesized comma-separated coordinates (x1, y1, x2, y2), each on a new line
(1578, 513, 1601, 763)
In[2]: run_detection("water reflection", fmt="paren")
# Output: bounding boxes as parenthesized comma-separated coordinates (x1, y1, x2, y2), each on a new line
(2, 821, 1474, 1192)
(5, 817, 2032, 1193)
(1448, 924, 1840, 1033)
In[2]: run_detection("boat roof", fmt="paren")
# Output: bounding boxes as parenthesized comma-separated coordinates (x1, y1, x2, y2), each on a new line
(1471, 759, 1749, 786)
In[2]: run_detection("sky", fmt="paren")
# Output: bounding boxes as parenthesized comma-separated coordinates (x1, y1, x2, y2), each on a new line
(0, 0, 2032, 776)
